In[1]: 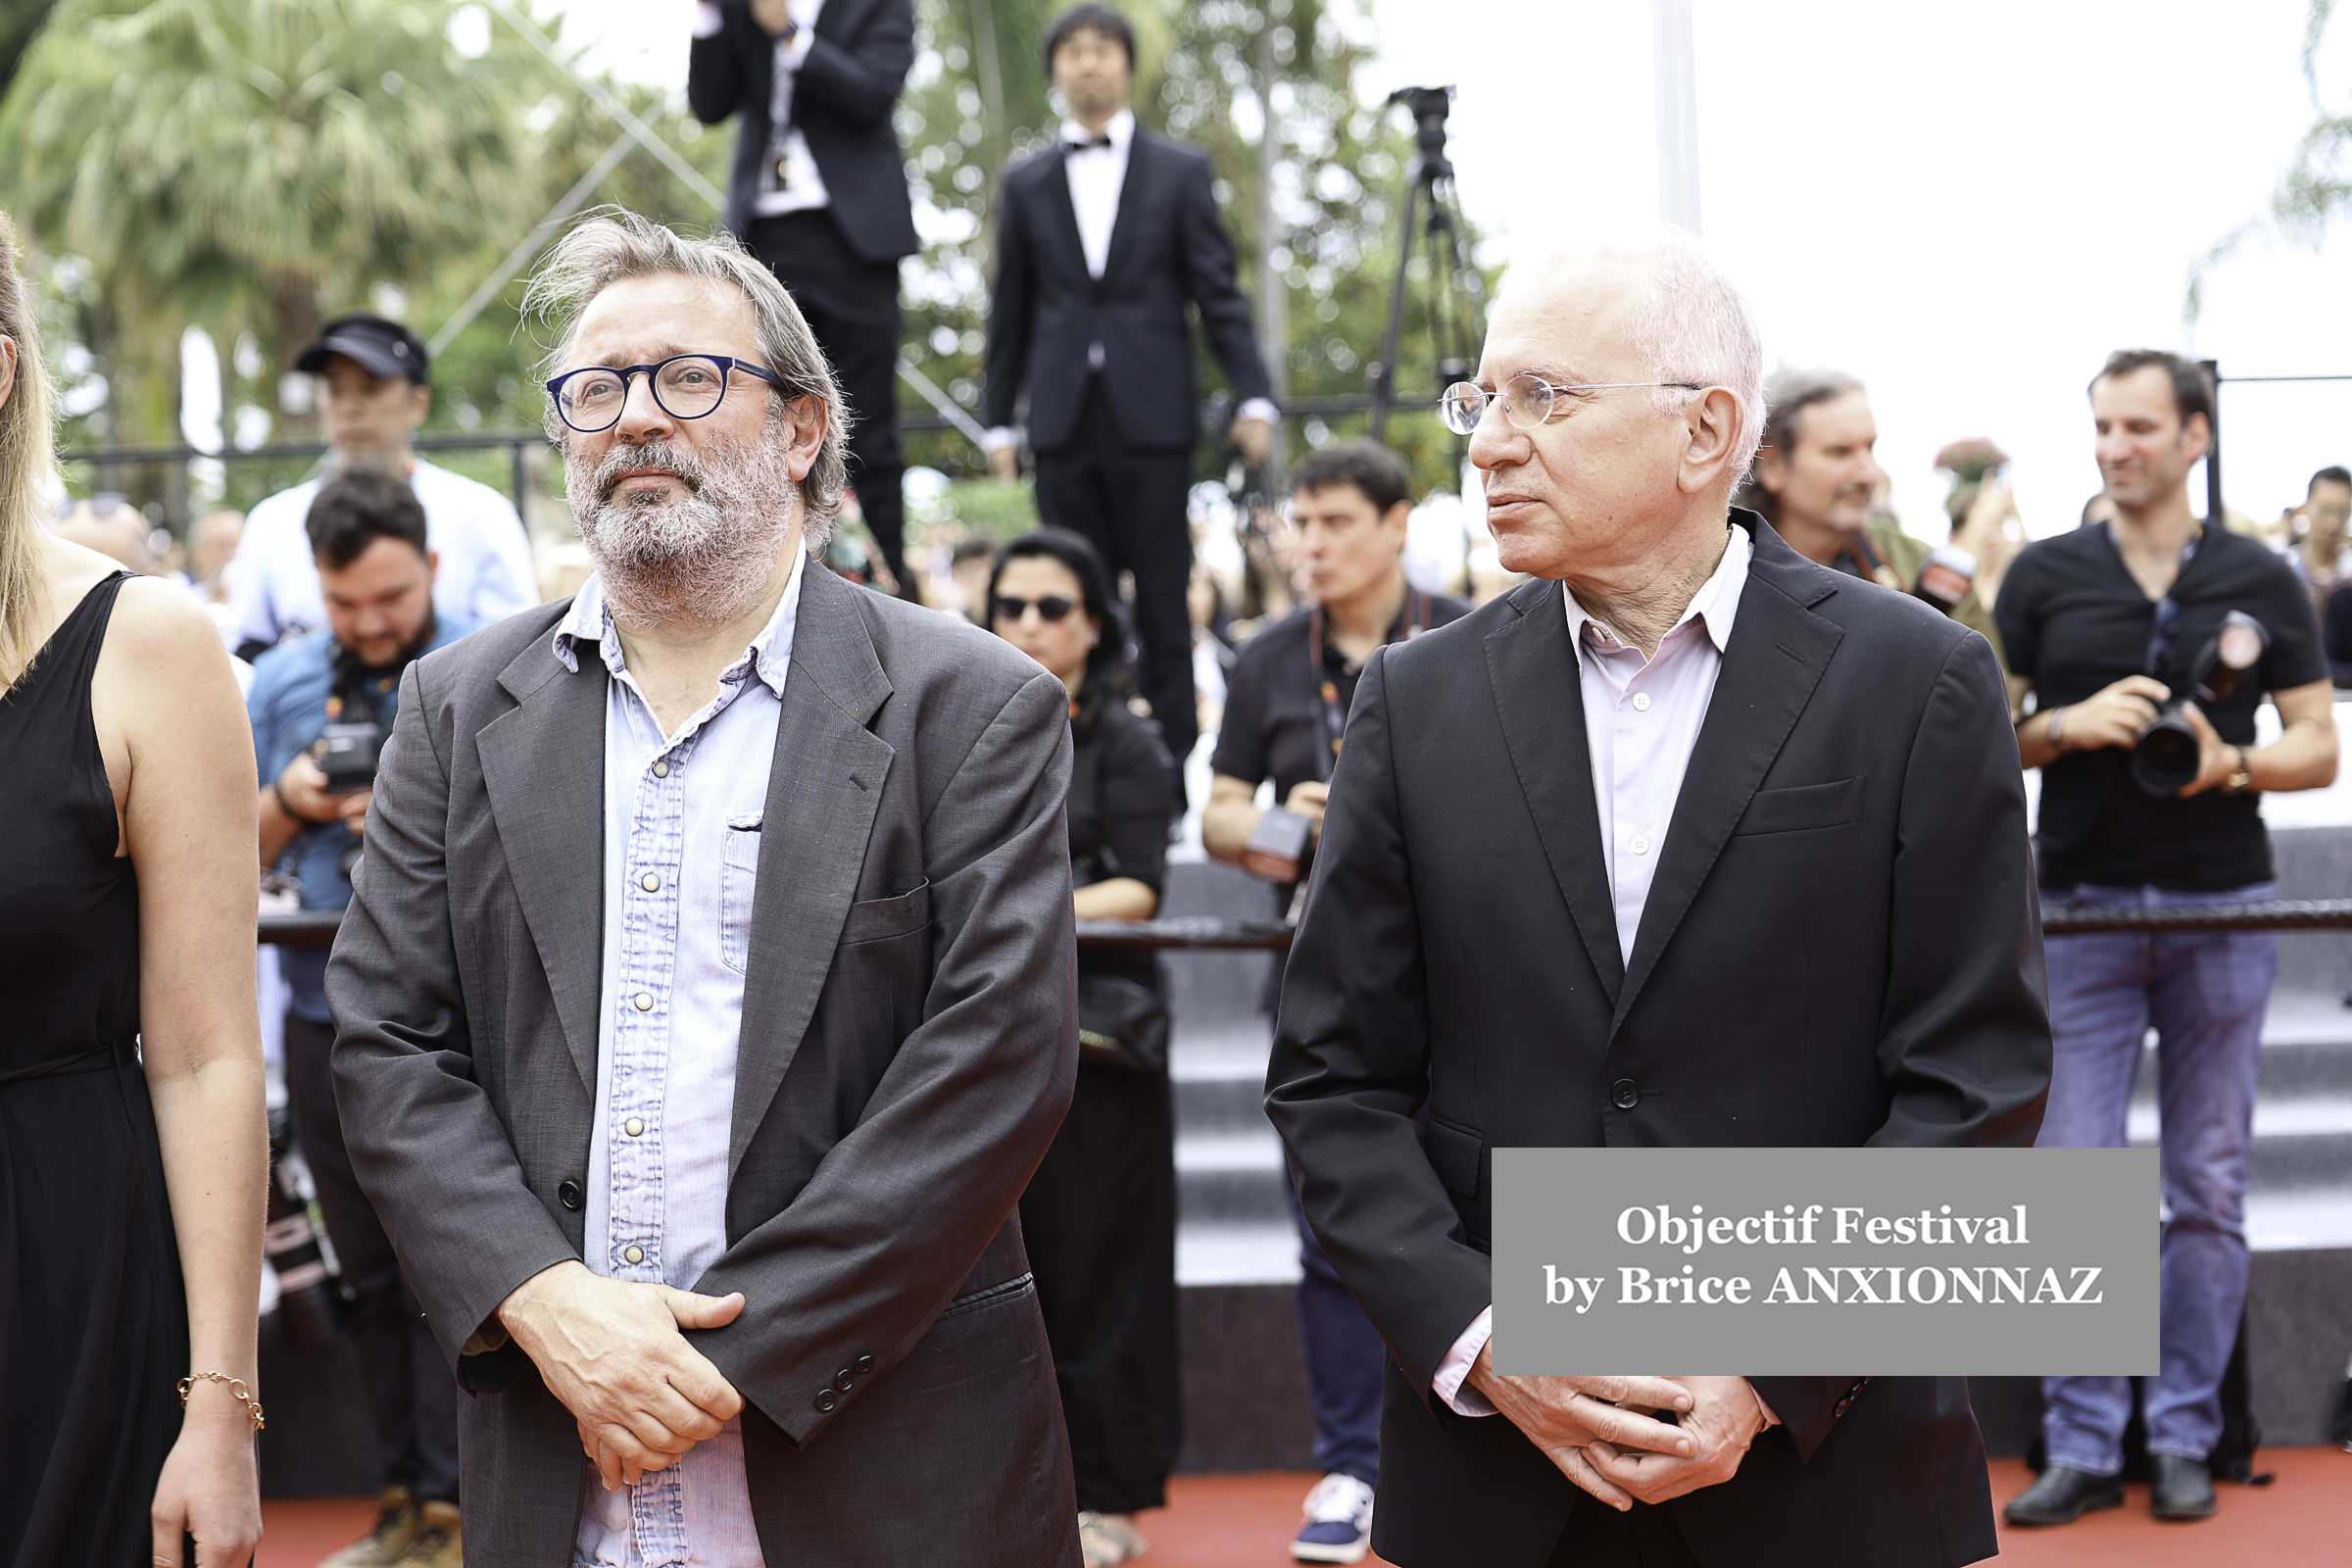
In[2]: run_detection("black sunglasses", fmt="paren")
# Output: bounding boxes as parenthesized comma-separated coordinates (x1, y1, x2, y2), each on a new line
(993, 594, 1080, 623)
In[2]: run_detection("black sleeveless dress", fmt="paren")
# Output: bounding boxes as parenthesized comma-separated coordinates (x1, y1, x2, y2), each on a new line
(0, 573, 191, 1565)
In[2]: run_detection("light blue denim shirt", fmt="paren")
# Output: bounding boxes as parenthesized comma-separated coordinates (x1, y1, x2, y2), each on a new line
(554, 549, 804, 1568)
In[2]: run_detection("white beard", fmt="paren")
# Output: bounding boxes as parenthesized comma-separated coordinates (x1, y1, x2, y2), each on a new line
(566, 420, 800, 629)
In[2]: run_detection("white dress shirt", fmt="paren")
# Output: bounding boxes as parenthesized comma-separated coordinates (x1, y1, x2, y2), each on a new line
(1431, 525, 1752, 1418)
(552, 549, 805, 1567)
(1062, 107, 1135, 283)
(223, 458, 537, 650)
(979, 109, 1276, 454)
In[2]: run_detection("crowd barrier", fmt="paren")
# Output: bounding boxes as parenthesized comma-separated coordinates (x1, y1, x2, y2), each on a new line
(259, 901, 2352, 950)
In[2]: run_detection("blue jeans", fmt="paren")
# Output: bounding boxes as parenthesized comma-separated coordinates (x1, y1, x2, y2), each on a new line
(1287, 1179, 1384, 1484)
(2035, 882, 2275, 1472)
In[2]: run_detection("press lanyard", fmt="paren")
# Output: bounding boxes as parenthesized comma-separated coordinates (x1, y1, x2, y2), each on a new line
(1841, 528, 1905, 591)
(1305, 588, 1429, 781)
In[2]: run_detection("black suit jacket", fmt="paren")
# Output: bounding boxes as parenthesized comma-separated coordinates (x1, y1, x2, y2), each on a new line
(982, 124, 1274, 453)
(1263, 514, 2051, 1568)
(688, 0, 919, 262)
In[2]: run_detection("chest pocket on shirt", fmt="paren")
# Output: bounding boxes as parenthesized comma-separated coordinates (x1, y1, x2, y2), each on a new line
(720, 814, 762, 974)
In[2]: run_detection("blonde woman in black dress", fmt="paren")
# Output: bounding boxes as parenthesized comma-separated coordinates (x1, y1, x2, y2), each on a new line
(0, 211, 266, 1565)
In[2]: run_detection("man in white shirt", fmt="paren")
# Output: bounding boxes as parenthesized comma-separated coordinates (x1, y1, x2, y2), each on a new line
(222, 314, 537, 660)
(981, 3, 1281, 784)
(688, 0, 921, 597)
(1263, 236, 2050, 1567)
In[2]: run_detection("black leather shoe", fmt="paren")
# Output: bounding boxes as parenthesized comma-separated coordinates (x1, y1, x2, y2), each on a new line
(2004, 1464, 2126, 1526)
(2149, 1453, 2218, 1520)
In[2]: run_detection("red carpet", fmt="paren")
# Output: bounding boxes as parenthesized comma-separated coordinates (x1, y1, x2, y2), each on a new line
(258, 1452, 2351, 1566)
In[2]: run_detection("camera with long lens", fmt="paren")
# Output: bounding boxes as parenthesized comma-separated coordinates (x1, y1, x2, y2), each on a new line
(2130, 610, 2269, 798)
(265, 1102, 348, 1348)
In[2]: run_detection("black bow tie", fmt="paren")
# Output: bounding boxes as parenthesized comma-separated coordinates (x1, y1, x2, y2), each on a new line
(1066, 134, 1111, 153)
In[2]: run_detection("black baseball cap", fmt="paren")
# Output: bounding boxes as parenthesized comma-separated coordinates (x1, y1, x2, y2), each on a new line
(296, 313, 429, 386)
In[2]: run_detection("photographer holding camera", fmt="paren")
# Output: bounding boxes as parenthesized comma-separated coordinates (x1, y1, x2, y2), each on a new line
(1740, 367, 2007, 664)
(248, 467, 476, 1565)
(1997, 350, 2335, 1530)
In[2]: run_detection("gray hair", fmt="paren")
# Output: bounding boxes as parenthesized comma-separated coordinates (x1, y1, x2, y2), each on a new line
(1738, 367, 1865, 522)
(522, 210, 852, 546)
(1512, 231, 1766, 482)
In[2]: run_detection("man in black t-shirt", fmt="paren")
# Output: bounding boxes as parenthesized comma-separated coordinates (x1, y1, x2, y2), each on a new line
(1202, 440, 1466, 1562)
(1205, 443, 1469, 882)
(1997, 351, 2338, 1529)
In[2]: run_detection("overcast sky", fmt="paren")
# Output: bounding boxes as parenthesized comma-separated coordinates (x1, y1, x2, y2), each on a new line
(556, 0, 2352, 538)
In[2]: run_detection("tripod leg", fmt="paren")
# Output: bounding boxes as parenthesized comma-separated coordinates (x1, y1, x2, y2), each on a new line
(1372, 173, 1426, 443)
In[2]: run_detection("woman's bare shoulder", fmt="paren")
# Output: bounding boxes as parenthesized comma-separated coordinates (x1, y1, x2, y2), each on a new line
(94, 575, 234, 677)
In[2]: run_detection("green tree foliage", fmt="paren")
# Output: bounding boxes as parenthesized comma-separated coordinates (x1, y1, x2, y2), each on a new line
(0, 0, 731, 515)
(2187, 0, 2349, 320)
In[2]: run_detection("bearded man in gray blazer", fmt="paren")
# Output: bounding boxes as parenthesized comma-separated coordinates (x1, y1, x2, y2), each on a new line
(328, 212, 1081, 1564)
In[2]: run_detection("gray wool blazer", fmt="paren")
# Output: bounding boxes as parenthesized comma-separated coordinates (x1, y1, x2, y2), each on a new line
(327, 560, 1082, 1564)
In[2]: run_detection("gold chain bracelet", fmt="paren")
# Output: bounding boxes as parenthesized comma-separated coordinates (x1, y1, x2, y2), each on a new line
(177, 1371, 266, 1432)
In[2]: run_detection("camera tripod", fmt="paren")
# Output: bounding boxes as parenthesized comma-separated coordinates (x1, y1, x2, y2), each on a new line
(1367, 86, 1485, 450)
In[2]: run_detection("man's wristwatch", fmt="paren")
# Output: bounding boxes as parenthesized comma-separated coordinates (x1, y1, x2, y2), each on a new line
(2223, 746, 2253, 795)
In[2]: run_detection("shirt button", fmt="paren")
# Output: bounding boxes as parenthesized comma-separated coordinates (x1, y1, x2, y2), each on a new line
(641, 873, 661, 893)
(633, 992, 653, 1011)
(1630, 835, 1650, 857)
(652, 760, 670, 778)
(624, 1116, 645, 1137)
(623, 1245, 645, 1264)
(1632, 692, 1651, 712)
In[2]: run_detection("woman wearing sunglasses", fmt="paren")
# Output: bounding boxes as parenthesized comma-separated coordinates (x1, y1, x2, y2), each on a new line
(989, 528, 1180, 1568)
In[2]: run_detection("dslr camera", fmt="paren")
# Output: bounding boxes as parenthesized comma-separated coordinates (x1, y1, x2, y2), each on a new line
(2131, 610, 2268, 798)
(314, 717, 385, 795)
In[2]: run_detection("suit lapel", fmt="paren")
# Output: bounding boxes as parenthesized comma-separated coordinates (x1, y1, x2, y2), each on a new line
(728, 564, 897, 1181)
(478, 629, 611, 1096)
(1099, 127, 1156, 296)
(810, 0, 872, 43)
(1485, 578, 1625, 1004)
(1044, 153, 1091, 286)
(1611, 521, 1843, 1035)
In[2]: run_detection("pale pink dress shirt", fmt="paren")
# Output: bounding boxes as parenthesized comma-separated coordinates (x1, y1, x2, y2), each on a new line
(1431, 524, 1755, 1418)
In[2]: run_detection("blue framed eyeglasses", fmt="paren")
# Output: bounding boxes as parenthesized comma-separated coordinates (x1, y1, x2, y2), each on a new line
(544, 354, 787, 433)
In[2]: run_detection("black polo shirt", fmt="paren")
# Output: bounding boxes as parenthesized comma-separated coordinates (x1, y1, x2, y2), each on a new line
(1212, 589, 1471, 808)
(1995, 522, 2326, 891)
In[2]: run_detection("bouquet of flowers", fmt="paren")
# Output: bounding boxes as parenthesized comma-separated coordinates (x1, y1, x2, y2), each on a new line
(1934, 438, 2011, 487)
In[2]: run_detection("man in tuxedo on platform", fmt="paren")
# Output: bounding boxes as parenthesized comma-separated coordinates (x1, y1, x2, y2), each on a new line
(1263, 235, 2053, 1567)
(983, 2, 1280, 777)
(689, 0, 920, 594)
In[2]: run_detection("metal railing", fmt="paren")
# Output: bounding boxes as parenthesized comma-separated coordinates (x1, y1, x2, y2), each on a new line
(61, 396, 1449, 522)
(2040, 900, 2352, 934)
(259, 907, 1294, 951)
(261, 901, 2352, 951)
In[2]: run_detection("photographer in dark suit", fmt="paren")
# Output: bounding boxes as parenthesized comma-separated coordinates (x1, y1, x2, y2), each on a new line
(982, 2, 1279, 776)
(1263, 238, 2051, 1568)
(689, 0, 919, 593)
(248, 468, 478, 1565)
